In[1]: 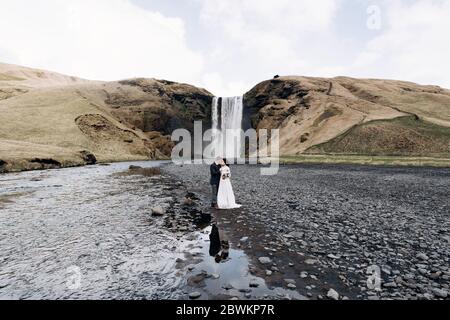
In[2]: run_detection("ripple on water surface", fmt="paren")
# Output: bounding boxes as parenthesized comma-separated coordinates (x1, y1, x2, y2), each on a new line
(0, 161, 193, 299)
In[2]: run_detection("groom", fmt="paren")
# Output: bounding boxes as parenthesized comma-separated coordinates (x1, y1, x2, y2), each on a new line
(210, 157, 223, 208)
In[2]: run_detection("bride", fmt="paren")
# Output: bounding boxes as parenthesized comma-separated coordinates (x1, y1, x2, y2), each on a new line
(217, 160, 242, 210)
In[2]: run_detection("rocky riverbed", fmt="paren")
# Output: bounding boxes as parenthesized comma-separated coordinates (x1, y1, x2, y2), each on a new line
(0, 161, 305, 300)
(1, 161, 448, 300)
(163, 163, 450, 300)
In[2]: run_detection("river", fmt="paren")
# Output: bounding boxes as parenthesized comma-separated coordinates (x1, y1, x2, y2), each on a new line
(0, 161, 303, 300)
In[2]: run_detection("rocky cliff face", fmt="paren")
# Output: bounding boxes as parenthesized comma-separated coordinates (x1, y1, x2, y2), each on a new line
(244, 76, 450, 156)
(0, 63, 213, 172)
(104, 78, 213, 134)
(90, 78, 213, 158)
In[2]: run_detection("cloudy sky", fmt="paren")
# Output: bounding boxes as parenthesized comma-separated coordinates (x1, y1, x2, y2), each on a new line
(0, 0, 449, 96)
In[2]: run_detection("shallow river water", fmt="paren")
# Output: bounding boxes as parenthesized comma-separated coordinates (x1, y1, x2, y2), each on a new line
(0, 162, 302, 300)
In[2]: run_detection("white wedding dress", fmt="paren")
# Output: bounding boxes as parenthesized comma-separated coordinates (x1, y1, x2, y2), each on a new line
(217, 166, 242, 210)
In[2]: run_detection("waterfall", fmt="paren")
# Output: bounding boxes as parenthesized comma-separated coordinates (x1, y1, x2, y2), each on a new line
(211, 96, 244, 159)
(212, 96, 219, 141)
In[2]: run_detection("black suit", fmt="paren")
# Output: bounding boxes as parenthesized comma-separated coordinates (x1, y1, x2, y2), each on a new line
(210, 163, 221, 186)
(210, 163, 221, 205)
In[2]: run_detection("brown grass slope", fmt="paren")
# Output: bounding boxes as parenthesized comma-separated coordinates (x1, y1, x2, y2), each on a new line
(244, 76, 450, 156)
(0, 63, 213, 173)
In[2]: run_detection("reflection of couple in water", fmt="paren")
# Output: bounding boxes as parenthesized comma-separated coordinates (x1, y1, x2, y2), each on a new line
(210, 157, 241, 210)
(209, 157, 240, 263)
(209, 224, 229, 263)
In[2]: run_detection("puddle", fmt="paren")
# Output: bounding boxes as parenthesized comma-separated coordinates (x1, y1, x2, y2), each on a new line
(183, 225, 307, 300)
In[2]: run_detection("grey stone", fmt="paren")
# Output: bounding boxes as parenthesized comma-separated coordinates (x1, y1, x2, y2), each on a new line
(151, 206, 166, 217)
(189, 292, 202, 300)
(287, 283, 297, 289)
(284, 279, 296, 285)
(432, 288, 448, 298)
(416, 253, 429, 261)
(383, 282, 398, 288)
(289, 232, 304, 239)
(304, 259, 318, 265)
(259, 257, 272, 265)
(327, 289, 339, 300)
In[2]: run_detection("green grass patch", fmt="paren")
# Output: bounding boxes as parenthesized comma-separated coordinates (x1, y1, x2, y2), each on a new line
(280, 154, 450, 168)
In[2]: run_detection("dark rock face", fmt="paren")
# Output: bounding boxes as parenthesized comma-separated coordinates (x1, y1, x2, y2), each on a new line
(107, 78, 214, 136)
(30, 158, 61, 168)
(101, 78, 215, 158)
(0, 160, 6, 173)
(243, 78, 313, 130)
(79, 150, 97, 165)
(244, 79, 311, 110)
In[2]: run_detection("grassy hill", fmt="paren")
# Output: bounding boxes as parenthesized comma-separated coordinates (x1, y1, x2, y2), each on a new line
(244, 76, 450, 163)
(307, 116, 450, 157)
(0, 63, 213, 173)
(1, 62, 449, 172)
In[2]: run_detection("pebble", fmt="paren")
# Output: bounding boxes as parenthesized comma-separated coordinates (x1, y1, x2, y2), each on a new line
(187, 265, 195, 271)
(189, 292, 202, 300)
(416, 253, 429, 261)
(151, 206, 166, 217)
(259, 257, 272, 265)
(287, 283, 297, 289)
(383, 282, 398, 288)
(222, 283, 234, 290)
(284, 279, 296, 285)
(327, 289, 339, 300)
(432, 288, 448, 298)
(162, 163, 450, 302)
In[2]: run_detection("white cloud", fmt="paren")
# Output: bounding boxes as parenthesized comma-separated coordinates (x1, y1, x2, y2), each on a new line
(196, 0, 341, 96)
(199, 0, 338, 34)
(201, 72, 251, 98)
(0, 0, 203, 84)
(2, 0, 448, 97)
(352, 0, 450, 88)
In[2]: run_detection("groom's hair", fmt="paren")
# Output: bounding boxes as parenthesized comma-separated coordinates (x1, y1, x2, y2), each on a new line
(215, 156, 223, 162)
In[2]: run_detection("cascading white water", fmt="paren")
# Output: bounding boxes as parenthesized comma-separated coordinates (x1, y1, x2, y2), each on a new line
(212, 96, 219, 142)
(211, 96, 244, 159)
